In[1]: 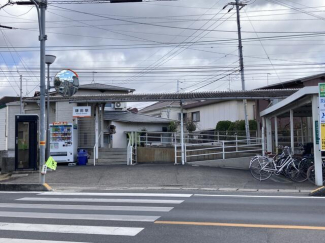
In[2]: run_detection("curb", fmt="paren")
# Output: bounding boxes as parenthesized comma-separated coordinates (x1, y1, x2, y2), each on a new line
(50, 186, 314, 194)
(0, 183, 53, 191)
(309, 186, 325, 197)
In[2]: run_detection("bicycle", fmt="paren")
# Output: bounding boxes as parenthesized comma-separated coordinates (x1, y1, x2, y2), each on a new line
(250, 147, 307, 182)
(307, 161, 325, 185)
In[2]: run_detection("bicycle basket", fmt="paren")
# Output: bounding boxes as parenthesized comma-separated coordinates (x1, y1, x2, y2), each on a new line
(283, 146, 291, 155)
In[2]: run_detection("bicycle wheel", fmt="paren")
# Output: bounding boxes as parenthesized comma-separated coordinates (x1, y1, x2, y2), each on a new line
(307, 165, 315, 185)
(250, 157, 272, 181)
(286, 159, 308, 183)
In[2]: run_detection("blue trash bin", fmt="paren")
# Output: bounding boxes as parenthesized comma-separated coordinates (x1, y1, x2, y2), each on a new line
(77, 149, 88, 165)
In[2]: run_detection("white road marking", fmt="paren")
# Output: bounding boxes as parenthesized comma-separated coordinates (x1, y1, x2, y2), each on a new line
(0, 192, 40, 194)
(0, 203, 173, 212)
(194, 194, 323, 199)
(0, 239, 90, 243)
(18, 197, 184, 204)
(0, 211, 160, 222)
(39, 192, 192, 198)
(0, 222, 143, 236)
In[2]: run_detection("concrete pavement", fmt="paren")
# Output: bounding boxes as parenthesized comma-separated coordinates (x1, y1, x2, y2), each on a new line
(1, 164, 317, 192)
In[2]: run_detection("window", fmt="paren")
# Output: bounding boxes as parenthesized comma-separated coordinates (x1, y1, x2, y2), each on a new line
(192, 111, 200, 122)
(178, 113, 187, 121)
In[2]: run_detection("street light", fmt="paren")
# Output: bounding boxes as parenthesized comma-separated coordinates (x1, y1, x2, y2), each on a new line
(45, 55, 56, 161)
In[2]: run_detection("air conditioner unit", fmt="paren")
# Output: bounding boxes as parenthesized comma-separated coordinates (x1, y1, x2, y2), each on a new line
(114, 102, 126, 110)
(104, 102, 115, 111)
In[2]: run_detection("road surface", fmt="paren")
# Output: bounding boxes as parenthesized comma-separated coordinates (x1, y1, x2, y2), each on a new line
(0, 190, 324, 243)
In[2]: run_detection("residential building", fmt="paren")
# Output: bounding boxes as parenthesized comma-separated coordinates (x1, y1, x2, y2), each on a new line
(140, 100, 255, 131)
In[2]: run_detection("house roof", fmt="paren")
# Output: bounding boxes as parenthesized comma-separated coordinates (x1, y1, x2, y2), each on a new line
(24, 89, 299, 103)
(139, 101, 196, 113)
(258, 73, 325, 89)
(183, 100, 225, 109)
(0, 96, 20, 105)
(79, 83, 135, 93)
(104, 111, 171, 123)
(33, 83, 135, 97)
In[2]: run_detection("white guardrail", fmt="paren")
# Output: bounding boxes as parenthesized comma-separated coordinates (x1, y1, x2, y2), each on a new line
(175, 138, 263, 163)
(126, 131, 262, 165)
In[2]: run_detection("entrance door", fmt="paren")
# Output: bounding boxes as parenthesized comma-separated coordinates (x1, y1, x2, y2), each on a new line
(15, 115, 38, 170)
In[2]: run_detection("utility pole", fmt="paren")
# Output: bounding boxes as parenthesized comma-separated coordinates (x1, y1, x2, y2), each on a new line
(225, 0, 250, 142)
(20, 75, 23, 114)
(92, 71, 97, 84)
(39, 1, 47, 184)
(177, 80, 180, 93)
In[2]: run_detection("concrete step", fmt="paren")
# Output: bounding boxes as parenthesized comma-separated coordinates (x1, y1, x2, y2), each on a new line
(88, 151, 127, 159)
(97, 158, 127, 164)
(98, 152, 127, 156)
(99, 148, 126, 152)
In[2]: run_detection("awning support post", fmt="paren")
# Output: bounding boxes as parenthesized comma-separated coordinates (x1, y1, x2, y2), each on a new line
(290, 109, 294, 154)
(180, 101, 185, 165)
(95, 104, 99, 160)
(312, 95, 323, 186)
(266, 117, 272, 153)
(274, 116, 278, 154)
(262, 117, 265, 156)
(300, 117, 304, 145)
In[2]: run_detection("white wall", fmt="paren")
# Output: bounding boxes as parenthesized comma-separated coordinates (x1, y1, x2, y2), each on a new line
(0, 108, 7, 151)
(7, 103, 21, 150)
(185, 100, 255, 131)
(141, 107, 180, 120)
(56, 102, 76, 123)
(110, 121, 168, 148)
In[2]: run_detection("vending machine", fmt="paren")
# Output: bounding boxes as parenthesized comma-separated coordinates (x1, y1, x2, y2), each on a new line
(50, 122, 77, 163)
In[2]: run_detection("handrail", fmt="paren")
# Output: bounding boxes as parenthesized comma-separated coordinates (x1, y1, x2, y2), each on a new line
(93, 132, 102, 166)
(175, 138, 262, 162)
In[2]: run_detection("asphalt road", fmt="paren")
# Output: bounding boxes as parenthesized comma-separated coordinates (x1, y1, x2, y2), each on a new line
(0, 190, 324, 243)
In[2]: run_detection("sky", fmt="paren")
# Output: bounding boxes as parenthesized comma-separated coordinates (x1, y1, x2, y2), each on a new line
(0, 0, 325, 109)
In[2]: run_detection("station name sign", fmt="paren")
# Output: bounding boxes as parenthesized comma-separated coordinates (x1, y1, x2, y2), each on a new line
(73, 106, 91, 118)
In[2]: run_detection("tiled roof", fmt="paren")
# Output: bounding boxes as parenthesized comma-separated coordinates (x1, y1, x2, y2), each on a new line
(24, 89, 299, 103)
(79, 83, 135, 92)
(258, 73, 325, 89)
(104, 111, 172, 123)
(139, 101, 196, 113)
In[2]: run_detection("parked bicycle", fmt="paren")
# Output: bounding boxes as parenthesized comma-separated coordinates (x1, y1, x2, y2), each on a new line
(306, 160, 325, 185)
(250, 146, 309, 182)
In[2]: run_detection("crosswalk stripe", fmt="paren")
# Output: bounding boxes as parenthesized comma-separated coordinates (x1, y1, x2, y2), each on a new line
(0, 222, 143, 236)
(0, 239, 90, 243)
(0, 211, 160, 222)
(39, 192, 192, 198)
(18, 197, 184, 204)
(0, 203, 173, 212)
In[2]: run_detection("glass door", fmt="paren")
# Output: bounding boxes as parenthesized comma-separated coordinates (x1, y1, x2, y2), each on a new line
(17, 122, 30, 169)
(15, 115, 38, 171)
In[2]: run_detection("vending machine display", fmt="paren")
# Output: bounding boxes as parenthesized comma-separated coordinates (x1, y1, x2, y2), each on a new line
(50, 122, 77, 163)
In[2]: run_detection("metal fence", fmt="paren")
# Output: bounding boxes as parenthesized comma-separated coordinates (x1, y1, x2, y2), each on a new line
(175, 138, 262, 163)
(125, 131, 261, 165)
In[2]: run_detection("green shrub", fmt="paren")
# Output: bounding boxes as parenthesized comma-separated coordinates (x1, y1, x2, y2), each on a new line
(186, 120, 197, 133)
(216, 120, 232, 131)
(228, 120, 245, 131)
(249, 120, 257, 130)
(168, 121, 178, 132)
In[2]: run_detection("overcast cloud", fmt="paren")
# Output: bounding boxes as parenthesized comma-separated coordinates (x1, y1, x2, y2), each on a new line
(0, 0, 325, 108)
